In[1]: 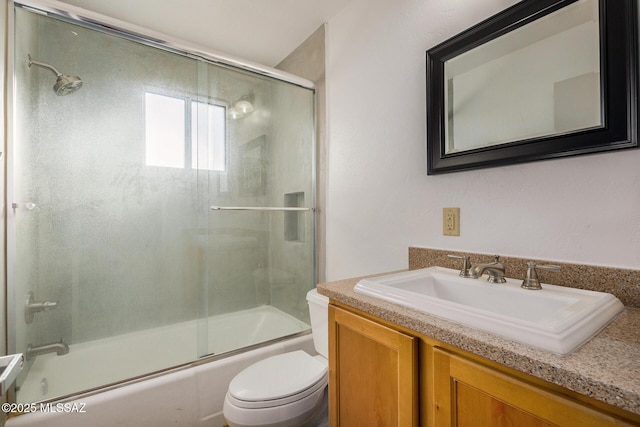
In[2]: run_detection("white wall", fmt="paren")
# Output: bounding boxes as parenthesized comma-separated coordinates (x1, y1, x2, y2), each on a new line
(325, 0, 640, 280)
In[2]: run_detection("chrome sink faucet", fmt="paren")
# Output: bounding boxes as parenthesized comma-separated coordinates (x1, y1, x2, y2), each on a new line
(448, 254, 506, 283)
(470, 255, 506, 283)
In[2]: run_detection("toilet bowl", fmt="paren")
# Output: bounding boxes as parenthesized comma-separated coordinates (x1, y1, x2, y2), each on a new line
(223, 289, 329, 427)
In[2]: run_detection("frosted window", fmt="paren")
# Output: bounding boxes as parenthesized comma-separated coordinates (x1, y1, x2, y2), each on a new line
(145, 93, 225, 170)
(145, 92, 186, 168)
(191, 101, 226, 171)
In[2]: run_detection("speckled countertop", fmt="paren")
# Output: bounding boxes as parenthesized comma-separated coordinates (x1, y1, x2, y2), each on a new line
(317, 275, 640, 417)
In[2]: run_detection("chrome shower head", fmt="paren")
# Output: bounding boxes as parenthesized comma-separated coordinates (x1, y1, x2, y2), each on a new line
(53, 74, 83, 96)
(28, 54, 83, 96)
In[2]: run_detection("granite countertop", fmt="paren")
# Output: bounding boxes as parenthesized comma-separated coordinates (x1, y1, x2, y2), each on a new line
(317, 275, 640, 417)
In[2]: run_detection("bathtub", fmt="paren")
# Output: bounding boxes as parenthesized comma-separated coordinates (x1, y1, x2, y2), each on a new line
(7, 306, 313, 427)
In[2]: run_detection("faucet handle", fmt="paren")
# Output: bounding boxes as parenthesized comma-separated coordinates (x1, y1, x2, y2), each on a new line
(521, 261, 561, 290)
(447, 254, 473, 278)
(25, 292, 59, 324)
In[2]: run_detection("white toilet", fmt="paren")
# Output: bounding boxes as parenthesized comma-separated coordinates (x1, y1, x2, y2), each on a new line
(223, 288, 329, 427)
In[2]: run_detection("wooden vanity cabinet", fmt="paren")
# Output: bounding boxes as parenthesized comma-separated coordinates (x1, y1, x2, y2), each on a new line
(328, 305, 418, 427)
(328, 303, 639, 427)
(432, 348, 631, 427)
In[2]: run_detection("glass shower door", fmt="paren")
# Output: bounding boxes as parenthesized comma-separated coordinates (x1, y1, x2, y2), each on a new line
(9, 7, 206, 402)
(200, 62, 316, 357)
(8, 1, 316, 405)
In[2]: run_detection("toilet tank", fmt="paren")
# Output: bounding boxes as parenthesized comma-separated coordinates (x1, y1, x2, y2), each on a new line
(306, 288, 329, 358)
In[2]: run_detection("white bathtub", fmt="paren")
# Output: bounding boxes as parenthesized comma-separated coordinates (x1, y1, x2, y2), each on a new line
(8, 306, 313, 427)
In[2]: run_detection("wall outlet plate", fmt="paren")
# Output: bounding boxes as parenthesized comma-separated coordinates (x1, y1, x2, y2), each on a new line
(443, 208, 460, 236)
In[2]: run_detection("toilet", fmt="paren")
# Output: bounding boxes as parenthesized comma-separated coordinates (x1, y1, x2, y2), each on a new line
(223, 288, 329, 427)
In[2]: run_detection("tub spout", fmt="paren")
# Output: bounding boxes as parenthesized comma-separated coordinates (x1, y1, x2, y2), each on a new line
(26, 340, 69, 361)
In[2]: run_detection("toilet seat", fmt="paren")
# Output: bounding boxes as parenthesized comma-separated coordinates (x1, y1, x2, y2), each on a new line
(227, 350, 328, 409)
(224, 291, 330, 427)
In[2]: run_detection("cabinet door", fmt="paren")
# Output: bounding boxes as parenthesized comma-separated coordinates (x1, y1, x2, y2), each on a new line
(433, 348, 633, 427)
(329, 305, 418, 427)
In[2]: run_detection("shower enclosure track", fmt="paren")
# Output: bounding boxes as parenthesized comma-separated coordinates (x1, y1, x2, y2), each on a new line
(12, 0, 315, 90)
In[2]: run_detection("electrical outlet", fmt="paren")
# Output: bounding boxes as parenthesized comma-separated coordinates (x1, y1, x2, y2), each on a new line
(443, 208, 460, 236)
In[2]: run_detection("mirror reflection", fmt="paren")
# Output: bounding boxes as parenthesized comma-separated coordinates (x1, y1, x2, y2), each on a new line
(444, 0, 600, 154)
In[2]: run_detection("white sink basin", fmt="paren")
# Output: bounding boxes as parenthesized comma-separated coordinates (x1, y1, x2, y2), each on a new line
(354, 267, 624, 354)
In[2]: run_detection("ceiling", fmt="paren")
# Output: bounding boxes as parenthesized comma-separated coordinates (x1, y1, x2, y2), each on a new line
(58, 0, 353, 66)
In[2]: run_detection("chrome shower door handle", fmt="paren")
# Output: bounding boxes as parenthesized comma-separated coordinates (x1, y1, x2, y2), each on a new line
(210, 206, 312, 211)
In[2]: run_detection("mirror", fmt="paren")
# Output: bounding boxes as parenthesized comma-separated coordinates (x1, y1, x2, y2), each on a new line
(426, 0, 638, 174)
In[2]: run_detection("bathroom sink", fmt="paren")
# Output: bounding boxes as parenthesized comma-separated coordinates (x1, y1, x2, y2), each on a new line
(354, 267, 624, 354)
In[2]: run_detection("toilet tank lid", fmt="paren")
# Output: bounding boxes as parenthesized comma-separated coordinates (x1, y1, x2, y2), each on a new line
(306, 288, 328, 306)
(228, 350, 327, 402)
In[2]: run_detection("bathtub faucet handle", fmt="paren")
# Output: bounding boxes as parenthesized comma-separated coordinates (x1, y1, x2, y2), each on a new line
(25, 291, 59, 324)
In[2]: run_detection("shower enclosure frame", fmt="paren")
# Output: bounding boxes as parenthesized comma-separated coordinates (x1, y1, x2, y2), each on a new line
(5, 0, 317, 404)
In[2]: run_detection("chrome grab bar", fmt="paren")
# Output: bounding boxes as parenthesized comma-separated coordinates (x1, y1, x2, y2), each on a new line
(210, 206, 312, 212)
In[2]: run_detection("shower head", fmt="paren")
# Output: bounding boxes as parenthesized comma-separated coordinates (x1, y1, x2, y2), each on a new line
(28, 54, 83, 96)
(53, 74, 83, 96)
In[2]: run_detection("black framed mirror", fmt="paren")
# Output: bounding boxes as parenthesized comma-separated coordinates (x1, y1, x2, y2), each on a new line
(426, 0, 638, 175)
